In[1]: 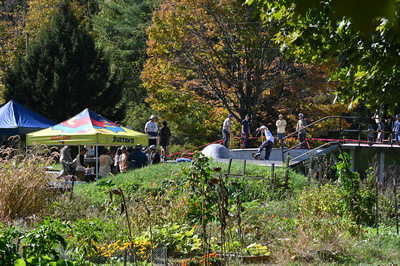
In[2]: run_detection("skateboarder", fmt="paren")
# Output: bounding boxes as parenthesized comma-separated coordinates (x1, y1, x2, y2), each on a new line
(253, 126, 274, 160)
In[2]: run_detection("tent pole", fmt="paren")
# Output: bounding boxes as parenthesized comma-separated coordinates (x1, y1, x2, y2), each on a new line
(96, 144, 99, 180)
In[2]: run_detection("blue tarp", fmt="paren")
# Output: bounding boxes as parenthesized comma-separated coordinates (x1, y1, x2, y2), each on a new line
(0, 100, 56, 135)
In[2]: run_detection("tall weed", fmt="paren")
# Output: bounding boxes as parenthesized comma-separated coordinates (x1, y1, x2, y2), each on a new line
(0, 142, 57, 222)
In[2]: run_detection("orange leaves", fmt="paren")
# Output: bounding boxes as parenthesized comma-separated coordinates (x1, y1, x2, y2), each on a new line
(271, 62, 348, 133)
(144, 0, 334, 140)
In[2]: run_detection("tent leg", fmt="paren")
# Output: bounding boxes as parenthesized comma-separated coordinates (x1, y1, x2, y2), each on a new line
(96, 144, 99, 180)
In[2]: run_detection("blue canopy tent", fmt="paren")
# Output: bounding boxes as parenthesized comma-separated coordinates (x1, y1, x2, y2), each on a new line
(0, 100, 56, 139)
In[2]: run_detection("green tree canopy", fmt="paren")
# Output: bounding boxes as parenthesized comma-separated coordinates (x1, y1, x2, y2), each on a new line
(91, 0, 157, 128)
(247, 0, 400, 113)
(5, 0, 120, 122)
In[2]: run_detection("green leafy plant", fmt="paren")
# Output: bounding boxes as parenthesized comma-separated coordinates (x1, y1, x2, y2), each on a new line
(66, 219, 102, 264)
(0, 224, 21, 265)
(17, 219, 70, 265)
(143, 223, 201, 253)
(336, 151, 376, 226)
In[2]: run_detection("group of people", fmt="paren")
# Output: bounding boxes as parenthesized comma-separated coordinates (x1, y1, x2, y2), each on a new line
(59, 143, 163, 179)
(59, 146, 120, 178)
(370, 109, 400, 144)
(145, 115, 171, 161)
(58, 114, 172, 179)
(222, 113, 308, 161)
(116, 144, 161, 173)
(223, 110, 400, 160)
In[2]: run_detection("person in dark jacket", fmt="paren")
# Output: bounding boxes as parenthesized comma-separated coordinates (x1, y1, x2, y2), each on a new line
(158, 120, 171, 161)
(128, 144, 148, 169)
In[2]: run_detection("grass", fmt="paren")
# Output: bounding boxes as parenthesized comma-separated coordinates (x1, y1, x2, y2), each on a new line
(48, 163, 62, 171)
(2, 149, 400, 265)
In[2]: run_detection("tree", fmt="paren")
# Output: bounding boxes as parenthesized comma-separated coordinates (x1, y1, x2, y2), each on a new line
(142, 0, 309, 140)
(247, 0, 400, 113)
(24, 0, 93, 44)
(91, 0, 157, 127)
(0, 0, 28, 102)
(5, 1, 119, 122)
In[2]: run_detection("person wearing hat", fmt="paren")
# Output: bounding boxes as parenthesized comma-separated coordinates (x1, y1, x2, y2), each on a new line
(393, 114, 400, 143)
(222, 114, 234, 148)
(149, 145, 161, 165)
(276, 114, 287, 147)
(254, 125, 274, 160)
(128, 143, 148, 169)
(119, 146, 130, 172)
(145, 115, 158, 147)
(296, 113, 308, 148)
(241, 114, 250, 148)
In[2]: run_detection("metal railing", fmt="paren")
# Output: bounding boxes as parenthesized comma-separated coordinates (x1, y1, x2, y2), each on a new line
(281, 116, 398, 163)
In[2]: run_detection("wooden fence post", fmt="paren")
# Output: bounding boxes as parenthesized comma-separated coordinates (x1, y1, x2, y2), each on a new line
(226, 158, 232, 179)
(271, 163, 274, 182)
(285, 154, 290, 188)
(394, 177, 399, 234)
(376, 179, 379, 236)
(318, 165, 322, 188)
(308, 156, 313, 185)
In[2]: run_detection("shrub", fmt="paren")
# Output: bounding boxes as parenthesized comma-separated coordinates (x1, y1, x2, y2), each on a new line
(0, 143, 58, 222)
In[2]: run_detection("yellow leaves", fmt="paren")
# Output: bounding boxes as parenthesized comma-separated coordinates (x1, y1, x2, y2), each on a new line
(25, 0, 89, 43)
(0, 9, 26, 101)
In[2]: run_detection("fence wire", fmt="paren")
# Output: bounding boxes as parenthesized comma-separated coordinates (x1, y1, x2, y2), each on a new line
(123, 243, 167, 266)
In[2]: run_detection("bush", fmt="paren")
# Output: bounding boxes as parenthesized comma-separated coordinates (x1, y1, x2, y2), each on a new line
(0, 143, 58, 222)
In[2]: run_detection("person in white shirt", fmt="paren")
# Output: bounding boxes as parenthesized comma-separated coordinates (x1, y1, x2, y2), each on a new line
(254, 125, 274, 160)
(222, 114, 234, 148)
(113, 148, 121, 173)
(145, 114, 158, 146)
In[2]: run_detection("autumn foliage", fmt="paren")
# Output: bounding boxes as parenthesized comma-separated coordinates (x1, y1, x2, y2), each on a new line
(142, 0, 348, 141)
